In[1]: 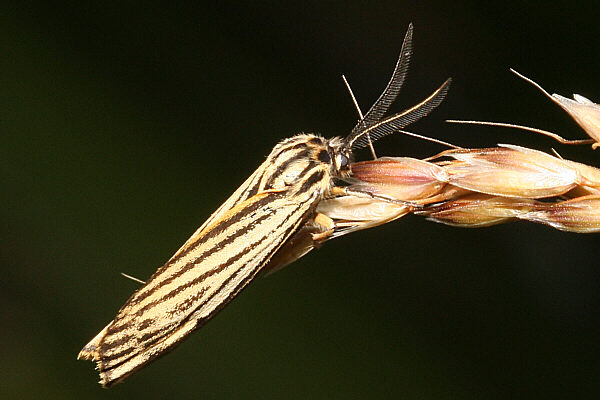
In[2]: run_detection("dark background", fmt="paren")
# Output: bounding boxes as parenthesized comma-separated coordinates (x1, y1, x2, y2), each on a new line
(2, 2, 599, 399)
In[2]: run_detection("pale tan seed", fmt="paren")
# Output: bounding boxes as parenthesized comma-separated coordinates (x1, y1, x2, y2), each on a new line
(317, 195, 410, 237)
(440, 145, 580, 198)
(350, 157, 447, 201)
(520, 195, 600, 233)
(416, 194, 535, 228)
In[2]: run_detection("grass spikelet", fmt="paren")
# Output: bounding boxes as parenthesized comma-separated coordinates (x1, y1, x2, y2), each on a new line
(415, 194, 535, 228)
(439, 145, 580, 198)
(520, 195, 600, 233)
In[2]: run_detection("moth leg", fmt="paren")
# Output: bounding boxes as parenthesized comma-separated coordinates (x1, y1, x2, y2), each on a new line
(412, 186, 468, 205)
(262, 211, 337, 275)
(330, 186, 348, 196)
(261, 215, 328, 275)
(339, 186, 422, 209)
(311, 212, 336, 242)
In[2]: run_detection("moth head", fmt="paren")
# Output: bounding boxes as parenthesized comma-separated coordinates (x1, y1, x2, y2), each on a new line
(326, 137, 352, 177)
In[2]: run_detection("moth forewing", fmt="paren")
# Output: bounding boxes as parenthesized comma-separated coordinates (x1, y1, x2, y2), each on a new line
(80, 134, 342, 386)
(96, 193, 318, 385)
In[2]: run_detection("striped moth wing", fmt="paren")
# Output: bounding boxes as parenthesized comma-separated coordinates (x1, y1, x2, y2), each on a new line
(78, 134, 345, 386)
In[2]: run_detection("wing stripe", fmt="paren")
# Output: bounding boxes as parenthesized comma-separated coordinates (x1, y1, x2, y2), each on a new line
(104, 218, 299, 366)
(129, 212, 272, 310)
(98, 219, 299, 386)
(127, 193, 280, 305)
(263, 149, 311, 187)
(109, 213, 273, 340)
(296, 170, 325, 195)
(98, 193, 317, 371)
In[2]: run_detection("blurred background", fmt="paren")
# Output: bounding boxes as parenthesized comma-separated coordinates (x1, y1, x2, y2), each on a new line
(2, 1, 599, 399)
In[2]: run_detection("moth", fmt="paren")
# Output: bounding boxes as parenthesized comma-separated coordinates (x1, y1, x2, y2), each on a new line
(78, 24, 451, 387)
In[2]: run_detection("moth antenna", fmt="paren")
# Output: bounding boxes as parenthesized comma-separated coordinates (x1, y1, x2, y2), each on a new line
(342, 75, 365, 119)
(446, 119, 594, 145)
(350, 78, 451, 150)
(120, 272, 146, 284)
(345, 23, 414, 149)
(342, 74, 377, 158)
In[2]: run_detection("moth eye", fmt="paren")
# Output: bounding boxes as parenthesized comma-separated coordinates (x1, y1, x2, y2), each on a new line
(337, 153, 349, 169)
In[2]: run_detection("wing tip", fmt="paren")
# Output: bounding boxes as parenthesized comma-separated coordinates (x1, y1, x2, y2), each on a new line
(78, 323, 115, 386)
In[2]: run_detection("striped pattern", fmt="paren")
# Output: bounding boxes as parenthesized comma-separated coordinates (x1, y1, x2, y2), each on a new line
(79, 134, 343, 386)
(169, 135, 338, 259)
